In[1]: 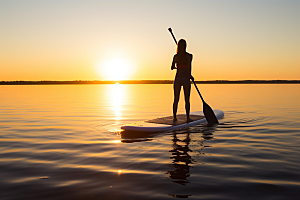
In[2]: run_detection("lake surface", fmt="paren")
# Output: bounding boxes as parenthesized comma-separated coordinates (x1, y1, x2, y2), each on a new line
(1, 84, 300, 200)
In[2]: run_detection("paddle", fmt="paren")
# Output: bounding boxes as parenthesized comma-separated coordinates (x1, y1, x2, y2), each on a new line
(168, 28, 219, 124)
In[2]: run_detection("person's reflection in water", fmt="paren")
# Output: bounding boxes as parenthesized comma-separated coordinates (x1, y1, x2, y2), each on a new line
(167, 129, 194, 185)
(167, 126, 216, 186)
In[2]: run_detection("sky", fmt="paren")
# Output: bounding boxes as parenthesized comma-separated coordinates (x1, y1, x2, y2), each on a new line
(1, 0, 299, 81)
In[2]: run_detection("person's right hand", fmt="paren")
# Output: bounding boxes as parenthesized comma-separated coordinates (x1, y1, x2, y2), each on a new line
(190, 75, 194, 81)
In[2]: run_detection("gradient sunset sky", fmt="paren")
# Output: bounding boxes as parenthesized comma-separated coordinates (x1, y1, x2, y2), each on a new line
(1, 0, 299, 81)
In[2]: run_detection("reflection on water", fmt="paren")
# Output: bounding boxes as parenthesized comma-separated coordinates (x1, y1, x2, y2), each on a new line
(167, 125, 217, 186)
(168, 130, 193, 185)
(1, 84, 300, 200)
(107, 83, 127, 120)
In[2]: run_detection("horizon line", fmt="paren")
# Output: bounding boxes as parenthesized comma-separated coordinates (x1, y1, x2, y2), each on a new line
(1, 80, 300, 85)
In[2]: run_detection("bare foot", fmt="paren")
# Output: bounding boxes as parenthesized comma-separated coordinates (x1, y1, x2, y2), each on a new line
(186, 118, 193, 123)
(173, 118, 177, 123)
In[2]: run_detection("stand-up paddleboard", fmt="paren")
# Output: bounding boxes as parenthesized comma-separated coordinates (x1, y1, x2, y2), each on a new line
(121, 109, 224, 133)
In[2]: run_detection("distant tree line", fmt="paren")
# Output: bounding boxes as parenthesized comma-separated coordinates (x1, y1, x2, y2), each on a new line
(1, 80, 300, 85)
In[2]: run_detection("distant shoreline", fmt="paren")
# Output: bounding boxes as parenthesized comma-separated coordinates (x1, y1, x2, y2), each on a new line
(1, 80, 300, 85)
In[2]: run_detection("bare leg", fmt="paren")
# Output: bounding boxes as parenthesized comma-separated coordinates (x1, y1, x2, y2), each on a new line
(173, 82, 181, 121)
(183, 80, 191, 122)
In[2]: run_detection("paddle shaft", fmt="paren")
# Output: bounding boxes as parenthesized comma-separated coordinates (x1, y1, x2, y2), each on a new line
(191, 80, 205, 102)
(168, 28, 177, 44)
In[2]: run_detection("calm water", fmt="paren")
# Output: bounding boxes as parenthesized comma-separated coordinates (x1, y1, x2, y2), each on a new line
(1, 84, 300, 200)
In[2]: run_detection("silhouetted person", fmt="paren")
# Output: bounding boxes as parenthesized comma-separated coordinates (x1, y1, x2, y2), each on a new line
(171, 39, 193, 122)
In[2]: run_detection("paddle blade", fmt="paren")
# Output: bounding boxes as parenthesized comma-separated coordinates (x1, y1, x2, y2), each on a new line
(203, 101, 219, 124)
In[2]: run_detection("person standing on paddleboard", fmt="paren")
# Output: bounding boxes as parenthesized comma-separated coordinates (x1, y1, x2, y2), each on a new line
(171, 39, 194, 123)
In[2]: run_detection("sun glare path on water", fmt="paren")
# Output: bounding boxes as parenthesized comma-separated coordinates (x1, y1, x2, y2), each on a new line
(98, 57, 133, 81)
(111, 84, 123, 120)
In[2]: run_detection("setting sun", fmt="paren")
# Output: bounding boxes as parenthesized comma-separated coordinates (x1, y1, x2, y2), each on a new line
(98, 58, 133, 80)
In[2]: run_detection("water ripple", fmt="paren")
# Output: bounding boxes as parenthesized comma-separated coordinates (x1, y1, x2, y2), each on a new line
(1, 84, 300, 199)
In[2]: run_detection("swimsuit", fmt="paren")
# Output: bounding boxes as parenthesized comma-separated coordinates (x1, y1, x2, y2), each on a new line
(177, 65, 188, 68)
(174, 76, 190, 88)
(174, 64, 190, 88)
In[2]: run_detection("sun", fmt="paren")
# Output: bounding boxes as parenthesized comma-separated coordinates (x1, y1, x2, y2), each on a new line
(98, 58, 133, 80)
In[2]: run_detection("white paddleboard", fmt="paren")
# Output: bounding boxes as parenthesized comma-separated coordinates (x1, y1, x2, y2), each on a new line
(121, 109, 224, 133)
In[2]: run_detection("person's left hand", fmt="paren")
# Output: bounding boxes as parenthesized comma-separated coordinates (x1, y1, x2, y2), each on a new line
(190, 75, 194, 81)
